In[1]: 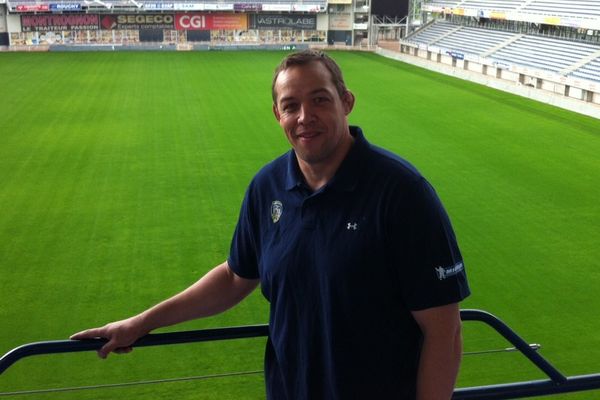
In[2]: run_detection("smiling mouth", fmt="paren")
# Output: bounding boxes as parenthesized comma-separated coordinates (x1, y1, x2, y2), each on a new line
(297, 131, 321, 140)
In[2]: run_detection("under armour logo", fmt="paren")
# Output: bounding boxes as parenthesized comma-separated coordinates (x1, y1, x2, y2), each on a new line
(436, 266, 447, 280)
(346, 222, 358, 230)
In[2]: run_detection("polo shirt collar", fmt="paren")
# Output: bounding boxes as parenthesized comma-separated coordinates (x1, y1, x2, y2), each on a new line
(284, 126, 369, 192)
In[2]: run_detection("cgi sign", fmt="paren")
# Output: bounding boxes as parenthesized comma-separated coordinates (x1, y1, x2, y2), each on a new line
(175, 14, 247, 30)
(176, 14, 206, 29)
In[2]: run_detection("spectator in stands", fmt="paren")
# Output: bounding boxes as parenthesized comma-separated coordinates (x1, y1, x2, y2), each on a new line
(71, 49, 470, 400)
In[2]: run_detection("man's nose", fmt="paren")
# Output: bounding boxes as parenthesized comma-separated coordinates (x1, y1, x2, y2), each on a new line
(298, 103, 316, 124)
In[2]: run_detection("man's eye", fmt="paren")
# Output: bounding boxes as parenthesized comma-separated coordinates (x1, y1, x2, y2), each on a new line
(314, 97, 328, 104)
(282, 104, 297, 112)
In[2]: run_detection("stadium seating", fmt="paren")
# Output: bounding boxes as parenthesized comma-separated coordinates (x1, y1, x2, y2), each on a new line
(570, 57, 600, 82)
(432, 26, 516, 55)
(406, 22, 517, 56)
(521, 0, 600, 18)
(424, 0, 600, 18)
(405, 21, 600, 82)
(490, 35, 600, 74)
(405, 21, 460, 46)
(459, 0, 526, 11)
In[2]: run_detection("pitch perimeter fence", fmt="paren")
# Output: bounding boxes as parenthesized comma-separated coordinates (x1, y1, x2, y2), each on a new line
(1, 310, 600, 399)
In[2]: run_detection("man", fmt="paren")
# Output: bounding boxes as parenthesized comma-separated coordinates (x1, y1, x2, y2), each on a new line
(72, 50, 470, 399)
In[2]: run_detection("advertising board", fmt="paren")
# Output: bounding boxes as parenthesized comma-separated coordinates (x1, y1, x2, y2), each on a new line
(100, 14, 175, 30)
(21, 14, 99, 32)
(16, 4, 49, 12)
(234, 3, 262, 12)
(144, 2, 174, 10)
(250, 14, 317, 30)
(50, 3, 82, 12)
(175, 13, 247, 30)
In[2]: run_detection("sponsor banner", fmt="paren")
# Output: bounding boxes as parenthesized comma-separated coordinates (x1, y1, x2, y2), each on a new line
(329, 12, 354, 31)
(205, 13, 247, 29)
(250, 14, 317, 30)
(455, 7, 477, 17)
(422, 5, 443, 13)
(50, 3, 82, 11)
(17, 4, 50, 12)
(492, 60, 511, 70)
(144, 2, 174, 10)
(543, 16, 561, 26)
(292, 4, 323, 12)
(353, 22, 368, 30)
(328, 0, 352, 3)
(446, 50, 464, 60)
(490, 11, 506, 20)
(21, 14, 99, 31)
(234, 3, 262, 12)
(175, 13, 247, 30)
(100, 14, 174, 30)
(262, 4, 291, 12)
(203, 4, 234, 11)
(173, 3, 204, 11)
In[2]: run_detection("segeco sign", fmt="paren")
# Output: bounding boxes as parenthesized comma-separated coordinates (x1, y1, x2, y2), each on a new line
(100, 14, 175, 30)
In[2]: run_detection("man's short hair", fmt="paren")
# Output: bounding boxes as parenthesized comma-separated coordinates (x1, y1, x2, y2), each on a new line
(271, 50, 348, 103)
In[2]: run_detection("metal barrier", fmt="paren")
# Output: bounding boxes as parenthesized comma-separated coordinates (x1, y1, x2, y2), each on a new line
(1, 309, 599, 399)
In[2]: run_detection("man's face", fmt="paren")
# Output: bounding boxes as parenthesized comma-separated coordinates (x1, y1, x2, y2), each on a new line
(272, 61, 354, 166)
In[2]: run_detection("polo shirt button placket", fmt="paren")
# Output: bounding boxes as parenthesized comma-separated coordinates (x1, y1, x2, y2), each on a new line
(301, 198, 318, 231)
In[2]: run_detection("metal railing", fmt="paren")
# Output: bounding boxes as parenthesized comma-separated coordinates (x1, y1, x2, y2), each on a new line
(1, 309, 600, 399)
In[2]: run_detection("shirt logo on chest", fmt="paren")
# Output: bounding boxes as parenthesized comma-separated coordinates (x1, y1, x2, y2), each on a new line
(346, 222, 359, 230)
(271, 200, 283, 223)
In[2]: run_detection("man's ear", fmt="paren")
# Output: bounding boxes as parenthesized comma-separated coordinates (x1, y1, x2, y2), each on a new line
(342, 91, 355, 115)
(273, 103, 281, 122)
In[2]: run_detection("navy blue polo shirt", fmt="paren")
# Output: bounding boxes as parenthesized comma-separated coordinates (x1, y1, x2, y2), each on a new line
(228, 126, 470, 399)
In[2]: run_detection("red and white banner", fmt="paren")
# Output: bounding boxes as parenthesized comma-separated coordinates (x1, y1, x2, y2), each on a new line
(16, 4, 50, 12)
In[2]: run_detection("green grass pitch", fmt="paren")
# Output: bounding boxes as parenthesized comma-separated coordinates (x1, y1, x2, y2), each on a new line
(0, 50, 599, 399)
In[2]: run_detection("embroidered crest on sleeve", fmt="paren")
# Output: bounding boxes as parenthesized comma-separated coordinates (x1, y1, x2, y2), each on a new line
(435, 261, 464, 280)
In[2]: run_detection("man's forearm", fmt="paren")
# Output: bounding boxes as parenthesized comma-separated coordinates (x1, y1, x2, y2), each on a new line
(137, 261, 259, 332)
(415, 328, 462, 400)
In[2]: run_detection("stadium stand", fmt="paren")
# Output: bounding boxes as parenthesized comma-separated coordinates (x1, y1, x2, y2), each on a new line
(405, 21, 460, 45)
(424, 0, 600, 19)
(521, 0, 600, 19)
(407, 22, 517, 56)
(490, 35, 600, 75)
(459, 0, 527, 11)
(570, 56, 600, 82)
(405, 21, 600, 82)
(395, 6, 600, 117)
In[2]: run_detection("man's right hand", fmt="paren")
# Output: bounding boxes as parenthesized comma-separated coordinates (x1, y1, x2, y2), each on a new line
(68, 262, 258, 359)
(70, 315, 149, 359)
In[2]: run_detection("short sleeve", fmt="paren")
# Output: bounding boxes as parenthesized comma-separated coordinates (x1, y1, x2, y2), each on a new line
(227, 185, 260, 280)
(392, 178, 470, 310)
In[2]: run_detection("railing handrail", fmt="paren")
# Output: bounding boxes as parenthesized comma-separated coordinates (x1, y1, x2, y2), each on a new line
(0, 324, 269, 375)
(2, 309, 600, 399)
